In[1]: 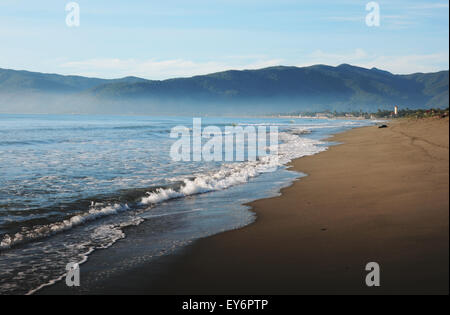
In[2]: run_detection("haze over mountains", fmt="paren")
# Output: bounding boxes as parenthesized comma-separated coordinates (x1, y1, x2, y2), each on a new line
(0, 64, 448, 115)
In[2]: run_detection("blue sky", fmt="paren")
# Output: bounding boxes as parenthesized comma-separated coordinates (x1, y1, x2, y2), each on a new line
(0, 0, 448, 79)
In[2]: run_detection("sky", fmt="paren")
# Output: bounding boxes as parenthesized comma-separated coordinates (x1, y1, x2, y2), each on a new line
(0, 0, 448, 79)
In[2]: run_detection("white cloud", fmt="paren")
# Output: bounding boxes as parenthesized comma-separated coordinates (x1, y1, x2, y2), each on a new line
(360, 52, 449, 74)
(58, 49, 448, 80)
(60, 58, 284, 80)
(297, 49, 449, 74)
(409, 2, 449, 9)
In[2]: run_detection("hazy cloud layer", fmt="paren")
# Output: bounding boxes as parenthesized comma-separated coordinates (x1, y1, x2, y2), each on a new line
(58, 49, 449, 80)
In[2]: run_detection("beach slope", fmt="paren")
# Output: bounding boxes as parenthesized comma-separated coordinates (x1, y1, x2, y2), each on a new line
(42, 118, 449, 295)
(145, 118, 449, 295)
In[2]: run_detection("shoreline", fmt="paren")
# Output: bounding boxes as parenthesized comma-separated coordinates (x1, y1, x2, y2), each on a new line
(39, 118, 449, 295)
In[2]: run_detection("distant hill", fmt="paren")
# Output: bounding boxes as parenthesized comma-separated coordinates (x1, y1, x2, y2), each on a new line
(0, 64, 448, 115)
(0, 68, 147, 92)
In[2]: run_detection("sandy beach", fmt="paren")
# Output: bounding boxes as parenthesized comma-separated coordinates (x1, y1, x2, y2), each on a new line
(40, 118, 449, 295)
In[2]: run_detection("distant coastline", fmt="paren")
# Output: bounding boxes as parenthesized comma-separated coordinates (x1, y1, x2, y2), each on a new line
(1, 64, 448, 115)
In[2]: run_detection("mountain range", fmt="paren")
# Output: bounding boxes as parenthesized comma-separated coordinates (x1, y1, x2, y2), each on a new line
(0, 64, 448, 115)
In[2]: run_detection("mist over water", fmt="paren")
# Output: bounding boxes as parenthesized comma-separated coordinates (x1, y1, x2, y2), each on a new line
(0, 114, 372, 294)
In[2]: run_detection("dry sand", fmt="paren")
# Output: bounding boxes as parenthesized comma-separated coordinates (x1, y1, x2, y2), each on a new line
(41, 118, 449, 295)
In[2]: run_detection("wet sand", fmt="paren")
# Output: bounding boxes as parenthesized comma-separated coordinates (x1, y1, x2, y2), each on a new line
(41, 118, 449, 295)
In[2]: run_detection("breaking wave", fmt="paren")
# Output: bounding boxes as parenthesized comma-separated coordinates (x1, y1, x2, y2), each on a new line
(0, 129, 325, 251)
(140, 132, 325, 205)
(0, 203, 130, 250)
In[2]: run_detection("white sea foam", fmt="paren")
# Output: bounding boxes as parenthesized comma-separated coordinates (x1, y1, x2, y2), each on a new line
(0, 129, 325, 251)
(0, 203, 130, 250)
(24, 218, 143, 295)
(140, 130, 326, 206)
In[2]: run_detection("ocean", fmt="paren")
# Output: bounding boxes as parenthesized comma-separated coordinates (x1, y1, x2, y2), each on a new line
(0, 114, 372, 294)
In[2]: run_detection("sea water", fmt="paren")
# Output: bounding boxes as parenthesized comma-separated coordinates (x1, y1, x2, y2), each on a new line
(0, 114, 371, 294)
